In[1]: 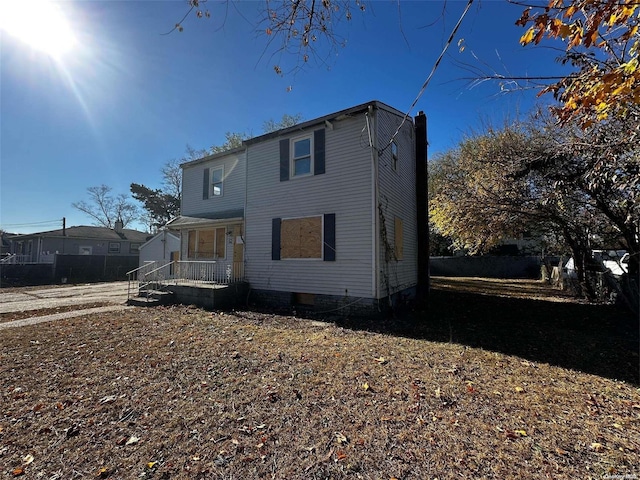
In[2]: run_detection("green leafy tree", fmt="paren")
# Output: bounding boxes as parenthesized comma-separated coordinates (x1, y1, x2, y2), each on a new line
(130, 183, 180, 232)
(130, 147, 204, 231)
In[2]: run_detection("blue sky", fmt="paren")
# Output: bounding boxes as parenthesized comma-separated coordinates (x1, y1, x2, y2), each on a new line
(1, 0, 570, 234)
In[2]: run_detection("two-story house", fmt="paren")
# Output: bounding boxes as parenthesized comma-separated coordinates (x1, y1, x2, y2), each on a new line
(167, 101, 427, 314)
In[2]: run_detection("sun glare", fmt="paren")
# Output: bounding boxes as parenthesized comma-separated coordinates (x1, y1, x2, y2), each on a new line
(0, 0, 76, 58)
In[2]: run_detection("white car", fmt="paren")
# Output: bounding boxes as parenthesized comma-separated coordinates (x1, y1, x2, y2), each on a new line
(564, 250, 629, 278)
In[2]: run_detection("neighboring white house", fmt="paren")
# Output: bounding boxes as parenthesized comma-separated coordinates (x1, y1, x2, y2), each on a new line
(138, 230, 181, 268)
(167, 101, 428, 313)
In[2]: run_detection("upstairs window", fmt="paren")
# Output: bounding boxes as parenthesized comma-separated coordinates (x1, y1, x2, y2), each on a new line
(280, 129, 325, 181)
(211, 167, 223, 196)
(203, 166, 224, 199)
(391, 141, 399, 172)
(292, 136, 312, 177)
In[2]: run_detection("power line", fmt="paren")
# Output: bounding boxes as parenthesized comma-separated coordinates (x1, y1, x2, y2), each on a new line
(379, 0, 475, 155)
(0, 219, 63, 228)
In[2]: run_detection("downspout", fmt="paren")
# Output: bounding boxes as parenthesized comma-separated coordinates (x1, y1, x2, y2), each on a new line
(366, 105, 380, 300)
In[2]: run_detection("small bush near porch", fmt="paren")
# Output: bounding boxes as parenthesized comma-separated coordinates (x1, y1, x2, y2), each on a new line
(0, 278, 637, 478)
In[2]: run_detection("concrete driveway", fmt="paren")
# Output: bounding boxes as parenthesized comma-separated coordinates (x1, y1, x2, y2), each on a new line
(0, 281, 131, 315)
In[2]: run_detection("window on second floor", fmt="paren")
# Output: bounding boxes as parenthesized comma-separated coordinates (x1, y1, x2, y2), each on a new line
(391, 141, 399, 172)
(211, 167, 223, 196)
(280, 129, 325, 182)
(203, 166, 224, 200)
(291, 136, 312, 177)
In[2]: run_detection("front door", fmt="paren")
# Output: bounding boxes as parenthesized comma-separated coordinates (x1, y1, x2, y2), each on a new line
(232, 225, 244, 280)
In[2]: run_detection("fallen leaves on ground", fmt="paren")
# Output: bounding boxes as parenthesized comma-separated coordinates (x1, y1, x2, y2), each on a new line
(0, 283, 638, 478)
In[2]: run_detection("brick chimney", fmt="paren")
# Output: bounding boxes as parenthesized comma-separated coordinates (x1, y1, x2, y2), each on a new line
(114, 218, 124, 234)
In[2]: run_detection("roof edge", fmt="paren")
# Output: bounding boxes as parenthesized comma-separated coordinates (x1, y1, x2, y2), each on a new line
(180, 145, 247, 169)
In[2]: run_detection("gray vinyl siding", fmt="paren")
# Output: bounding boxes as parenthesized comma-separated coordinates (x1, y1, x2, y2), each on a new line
(181, 151, 246, 217)
(245, 113, 374, 298)
(375, 108, 418, 295)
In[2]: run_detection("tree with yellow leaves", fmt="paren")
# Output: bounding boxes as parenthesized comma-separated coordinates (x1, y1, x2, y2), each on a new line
(515, 0, 640, 126)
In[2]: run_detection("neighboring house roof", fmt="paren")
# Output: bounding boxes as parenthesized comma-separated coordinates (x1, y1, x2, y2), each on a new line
(7, 226, 151, 243)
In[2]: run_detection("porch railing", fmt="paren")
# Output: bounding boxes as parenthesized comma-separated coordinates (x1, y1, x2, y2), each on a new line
(173, 260, 244, 285)
(0, 254, 32, 265)
(126, 260, 245, 299)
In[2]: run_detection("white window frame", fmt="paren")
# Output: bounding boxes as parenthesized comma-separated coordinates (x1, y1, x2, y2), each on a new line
(108, 242, 121, 253)
(290, 134, 314, 178)
(211, 166, 224, 197)
(391, 141, 399, 172)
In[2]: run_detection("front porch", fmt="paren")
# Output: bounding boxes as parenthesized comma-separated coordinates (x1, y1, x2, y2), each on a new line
(126, 260, 247, 309)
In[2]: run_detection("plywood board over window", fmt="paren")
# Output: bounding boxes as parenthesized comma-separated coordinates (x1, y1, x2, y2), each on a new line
(216, 227, 226, 258)
(188, 230, 197, 258)
(394, 217, 404, 260)
(188, 227, 226, 259)
(198, 229, 216, 258)
(300, 216, 322, 258)
(281, 216, 322, 259)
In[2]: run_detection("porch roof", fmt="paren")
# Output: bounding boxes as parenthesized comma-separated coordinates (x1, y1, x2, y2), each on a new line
(166, 214, 243, 230)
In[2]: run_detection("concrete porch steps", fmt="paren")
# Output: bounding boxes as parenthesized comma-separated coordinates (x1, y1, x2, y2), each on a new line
(127, 290, 176, 307)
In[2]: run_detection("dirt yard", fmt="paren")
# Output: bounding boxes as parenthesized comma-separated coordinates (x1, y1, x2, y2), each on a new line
(0, 278, 638, 479)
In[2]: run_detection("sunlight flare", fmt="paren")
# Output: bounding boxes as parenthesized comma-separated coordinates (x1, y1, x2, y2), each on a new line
(0, 0, 76, 58)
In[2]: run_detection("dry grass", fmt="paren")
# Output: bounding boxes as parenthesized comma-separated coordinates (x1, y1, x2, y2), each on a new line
(0, 304, 111, 324)
(1, 279, 639, 479)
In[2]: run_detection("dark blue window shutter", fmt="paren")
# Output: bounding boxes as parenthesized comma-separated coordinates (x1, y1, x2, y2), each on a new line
(203, 168, 209, 199)
(272, 218, 281, 260)
(314, 129, 325, 175)
(279, 139, 289, 182)
(323, 213, 335, 261)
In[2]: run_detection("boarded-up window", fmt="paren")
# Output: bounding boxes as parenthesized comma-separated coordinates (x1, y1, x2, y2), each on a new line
(216, 227, 226, 258)
(188, 227, 226, 259)
(198, 229, 216, 257)
(188, 230, 197, 258)
(281, 216, 322, 259)
(394, 217, 404, 260)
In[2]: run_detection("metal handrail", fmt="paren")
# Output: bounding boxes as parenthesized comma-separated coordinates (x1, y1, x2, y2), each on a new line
(127, 260, 245, 300)
(126, 261, 158, 300)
